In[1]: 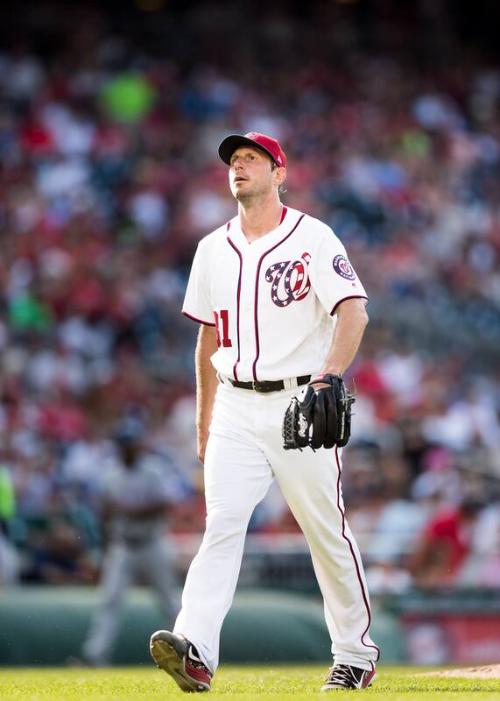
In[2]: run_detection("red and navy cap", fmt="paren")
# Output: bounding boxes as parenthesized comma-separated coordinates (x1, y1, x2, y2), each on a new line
(218, 132, 287, 168)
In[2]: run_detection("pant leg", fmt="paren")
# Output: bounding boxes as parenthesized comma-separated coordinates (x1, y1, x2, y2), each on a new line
(139, 537, 178, 626)
(83, 543, 131, 664)
(174, 385, 274, 673)
(258, 390, 380, 670)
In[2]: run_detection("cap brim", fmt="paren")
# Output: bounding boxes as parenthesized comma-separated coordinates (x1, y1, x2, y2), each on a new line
(218, 134, 277, 165)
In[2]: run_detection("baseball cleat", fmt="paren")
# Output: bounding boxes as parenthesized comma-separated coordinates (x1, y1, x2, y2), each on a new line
(321, 663, 376, 691)
(149, 630, 212, 692)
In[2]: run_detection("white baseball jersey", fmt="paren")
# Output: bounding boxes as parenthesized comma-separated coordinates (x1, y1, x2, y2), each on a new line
(182, 206, 368, 381)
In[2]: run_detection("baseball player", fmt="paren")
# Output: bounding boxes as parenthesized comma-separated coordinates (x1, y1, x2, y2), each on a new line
(150, 132, 379, 691)
(81, 419, 178, 666)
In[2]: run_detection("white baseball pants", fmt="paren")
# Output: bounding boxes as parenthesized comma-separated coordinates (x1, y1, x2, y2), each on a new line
(174, 383, 379, 673)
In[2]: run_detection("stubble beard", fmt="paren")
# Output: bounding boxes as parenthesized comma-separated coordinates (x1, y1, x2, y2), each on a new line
(235, 190, 253, 205)
(234, 182, 270, 205)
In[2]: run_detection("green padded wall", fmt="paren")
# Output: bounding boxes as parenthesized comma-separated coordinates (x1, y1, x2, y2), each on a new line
(0, 587, 401, 665)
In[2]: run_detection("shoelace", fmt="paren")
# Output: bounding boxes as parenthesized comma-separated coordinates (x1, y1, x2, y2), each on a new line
(325, 665, 355, 686)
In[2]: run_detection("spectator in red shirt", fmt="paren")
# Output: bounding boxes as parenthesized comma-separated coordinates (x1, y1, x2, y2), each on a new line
(409, 498, 483, 587)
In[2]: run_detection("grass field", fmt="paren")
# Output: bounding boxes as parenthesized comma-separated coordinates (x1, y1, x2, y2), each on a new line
(1, 666, 500, 700)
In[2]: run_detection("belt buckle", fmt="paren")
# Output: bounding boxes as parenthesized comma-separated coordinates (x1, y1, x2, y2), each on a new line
(253, 380, 270, 392)
(252, 380, 276, 393)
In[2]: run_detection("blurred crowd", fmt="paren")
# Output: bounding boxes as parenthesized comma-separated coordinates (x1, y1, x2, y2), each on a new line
(1, 1, 500, 593)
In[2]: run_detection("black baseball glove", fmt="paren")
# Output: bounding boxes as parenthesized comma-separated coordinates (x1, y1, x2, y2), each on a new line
(282, 374, 355, 450)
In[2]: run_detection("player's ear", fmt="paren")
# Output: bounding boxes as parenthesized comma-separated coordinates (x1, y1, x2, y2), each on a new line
(273, 165, 287, 188)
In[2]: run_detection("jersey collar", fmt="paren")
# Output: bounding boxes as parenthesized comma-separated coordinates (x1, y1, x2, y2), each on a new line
(227, 207, 303, 249)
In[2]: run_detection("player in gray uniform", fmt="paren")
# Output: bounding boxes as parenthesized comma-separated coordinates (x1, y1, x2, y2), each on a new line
(81, 419, 178, 666)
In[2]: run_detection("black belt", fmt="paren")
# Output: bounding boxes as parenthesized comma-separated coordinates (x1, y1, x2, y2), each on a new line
(223, 375, 311, 393)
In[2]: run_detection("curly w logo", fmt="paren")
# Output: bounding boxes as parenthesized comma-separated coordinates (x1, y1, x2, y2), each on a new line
(265, 253, 311, 307)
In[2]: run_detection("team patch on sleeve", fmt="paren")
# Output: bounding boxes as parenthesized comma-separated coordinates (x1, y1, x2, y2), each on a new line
(332, 254, 356, 280)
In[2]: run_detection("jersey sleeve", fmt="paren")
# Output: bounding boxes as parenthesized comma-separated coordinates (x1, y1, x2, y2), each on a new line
(182, 239, 214, 325)
(308, 227, 368, 315)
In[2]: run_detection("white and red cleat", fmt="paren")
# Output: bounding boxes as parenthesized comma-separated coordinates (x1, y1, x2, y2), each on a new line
(150, 630, 212, 692)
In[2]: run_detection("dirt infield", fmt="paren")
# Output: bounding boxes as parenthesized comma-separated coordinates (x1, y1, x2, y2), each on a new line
(430, 664, 500, 679)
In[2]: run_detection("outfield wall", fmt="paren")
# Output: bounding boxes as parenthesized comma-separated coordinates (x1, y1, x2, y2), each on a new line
(1, 587, 499, 666)
(0, 587, 402, 666)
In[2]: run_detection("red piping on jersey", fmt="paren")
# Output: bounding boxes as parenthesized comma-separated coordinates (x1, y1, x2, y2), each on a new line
(279, 206, 288, 224)
(181, 310, 215, 326)
(330, 295, 369, 316)
(227, 237, 243, 381)
(252, 213, 305, 381)
(334, 446, 381, 661)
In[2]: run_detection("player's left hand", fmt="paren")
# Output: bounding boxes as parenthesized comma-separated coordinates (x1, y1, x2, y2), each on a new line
(282, 374, 355, 450)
